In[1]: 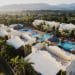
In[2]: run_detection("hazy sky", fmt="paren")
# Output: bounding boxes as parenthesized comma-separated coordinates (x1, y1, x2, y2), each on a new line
(0, 0, 75, 6)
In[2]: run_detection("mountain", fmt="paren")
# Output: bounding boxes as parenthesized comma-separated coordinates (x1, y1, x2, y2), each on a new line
(0, 3, 51, 11)
(54, 3, 75, 10)
(0, 3, 75, 11)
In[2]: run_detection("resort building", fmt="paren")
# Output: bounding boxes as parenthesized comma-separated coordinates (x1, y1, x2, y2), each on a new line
(46, 46, 75, 61)
(59, 23, 75, 31)
(26, 50, 62, 75)
(33, 20, 45, 26)
(33, 20, 75, 32)
(26, 43, 75, 75)
(6, 36, 25, 49)
(45, 21, 60, 29)
(33, 20, 60, 31)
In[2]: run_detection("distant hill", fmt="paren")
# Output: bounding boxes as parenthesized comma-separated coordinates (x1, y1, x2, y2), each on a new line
(0, 3, 75, 11)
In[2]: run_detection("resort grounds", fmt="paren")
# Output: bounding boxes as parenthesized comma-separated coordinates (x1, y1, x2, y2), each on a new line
(0, 19, 75, 75)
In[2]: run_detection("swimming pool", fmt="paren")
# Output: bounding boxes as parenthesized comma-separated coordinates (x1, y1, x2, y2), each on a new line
(19, 29, 32, 32)
(58, 41, 75, 51)
(32, 33, 51, 42)
(19, 29, 51, 42)
(43, 34, 51, 41)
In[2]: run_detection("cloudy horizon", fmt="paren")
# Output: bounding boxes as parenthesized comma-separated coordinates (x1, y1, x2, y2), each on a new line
(0, 0, 75, 6)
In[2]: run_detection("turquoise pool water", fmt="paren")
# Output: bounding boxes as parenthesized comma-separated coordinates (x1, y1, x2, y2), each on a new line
(19, 29, 51, 42)
(43, 34, 51, 40)
(32, 33, 51, 42)
(58, 41, 75, 51)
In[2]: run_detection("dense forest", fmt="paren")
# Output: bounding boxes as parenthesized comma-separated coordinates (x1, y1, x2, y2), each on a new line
(0, 10, 75, 26)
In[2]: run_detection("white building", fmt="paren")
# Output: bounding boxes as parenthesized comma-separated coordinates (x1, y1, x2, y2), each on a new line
(25, 50, 62, 75)
(6, 36, 25, 49)
(46, 46, 75, 61)
(25, 43, 75, 75)
(6, 34, 36, 49)
(45, 21, 60, 29)
(33, 20, 60, 31)
(33, 20, 45, 27)
(59, 23, 75, 31)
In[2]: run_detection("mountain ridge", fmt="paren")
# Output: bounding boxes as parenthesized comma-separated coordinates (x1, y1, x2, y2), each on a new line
(0, 3, 75, 11)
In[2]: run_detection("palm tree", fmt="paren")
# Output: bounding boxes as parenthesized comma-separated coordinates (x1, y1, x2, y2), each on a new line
(10, 56, 25, 75)
(10, 56, 40, 75)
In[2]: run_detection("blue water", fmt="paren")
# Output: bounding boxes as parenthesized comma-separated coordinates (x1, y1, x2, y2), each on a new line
(19, 28, 75, 51)
(58, 41, 75, 51)
(43, 34, 51, 40)
(19, 29, 32, 32)
(32, 33, 51, 42)
(19, 29, 51, 42)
